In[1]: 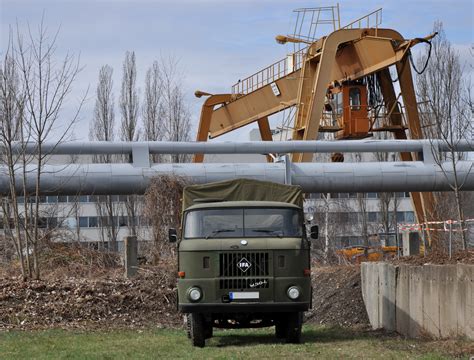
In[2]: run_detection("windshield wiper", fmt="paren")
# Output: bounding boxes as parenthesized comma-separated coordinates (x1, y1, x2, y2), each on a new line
(206, 229, 236, 239)
(251, 229, 283, 238)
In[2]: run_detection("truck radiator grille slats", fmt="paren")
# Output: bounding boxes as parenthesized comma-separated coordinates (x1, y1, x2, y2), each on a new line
(219, 252, 269, 277)
(219, 278, 269, 290)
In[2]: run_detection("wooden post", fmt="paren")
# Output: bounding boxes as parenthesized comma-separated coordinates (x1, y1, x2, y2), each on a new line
(124, 235, 138, 278)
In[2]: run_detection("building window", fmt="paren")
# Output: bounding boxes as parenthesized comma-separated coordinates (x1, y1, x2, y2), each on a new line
(368, 212, 377, 222)
(46, 196, 58, 203)
(88, 217, 98, 228)
(405, 211, 415, 223)
(349, 87, 361, 110)
(396, 212, 405, 222)
(118, 216, 128, 227)
(79, 217, 89, 228)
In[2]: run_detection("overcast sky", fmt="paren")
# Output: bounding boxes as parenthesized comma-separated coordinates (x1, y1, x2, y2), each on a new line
(1, 0, 473, 142)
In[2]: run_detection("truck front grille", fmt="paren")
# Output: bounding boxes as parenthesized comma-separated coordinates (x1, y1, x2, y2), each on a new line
(219, 252, 269, 277)
(219, 278, 270, 290)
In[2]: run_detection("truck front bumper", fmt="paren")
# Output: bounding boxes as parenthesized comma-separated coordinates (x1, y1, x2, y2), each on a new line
(179, 302, 309, 313)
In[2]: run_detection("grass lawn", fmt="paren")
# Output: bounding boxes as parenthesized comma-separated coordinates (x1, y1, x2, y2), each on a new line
(1, 325, 472, 359)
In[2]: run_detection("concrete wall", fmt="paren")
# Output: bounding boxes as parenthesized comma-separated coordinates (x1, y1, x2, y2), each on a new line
(361, 262, 473, 339)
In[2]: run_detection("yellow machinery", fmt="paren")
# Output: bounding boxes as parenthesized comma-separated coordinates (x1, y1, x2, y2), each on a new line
(193, 6, 437, 231)
(336, 246, 383, 264)
(337, 233, 400, 264)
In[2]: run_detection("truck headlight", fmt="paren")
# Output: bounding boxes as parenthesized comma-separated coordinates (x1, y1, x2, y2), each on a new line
(187, 287, 202, 302)
(287, 286, 300, 300)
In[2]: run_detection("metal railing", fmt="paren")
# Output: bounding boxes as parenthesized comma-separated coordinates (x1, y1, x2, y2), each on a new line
(231, 47, 307, 96)
(291, 5, 341, 44)
(341, 8, 382, 34)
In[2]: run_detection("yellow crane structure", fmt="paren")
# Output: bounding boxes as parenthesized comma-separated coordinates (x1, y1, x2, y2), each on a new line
(193, 6, 437, 231)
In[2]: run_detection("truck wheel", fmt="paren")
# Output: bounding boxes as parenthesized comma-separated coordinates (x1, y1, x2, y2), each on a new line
(275, 319, 287, 339)
(286, 312, 303, 344)
(186, 314, 191, 339)
(204, 321, 213, 339)
(190, 313, 206, 347)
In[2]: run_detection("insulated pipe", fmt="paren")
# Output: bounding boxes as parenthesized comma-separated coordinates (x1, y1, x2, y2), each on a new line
(7, 139, 474, 155)
(1, 161, 472, 195)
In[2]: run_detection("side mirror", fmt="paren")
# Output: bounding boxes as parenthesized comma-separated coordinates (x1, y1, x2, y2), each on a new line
(305, 213, 314, 224)
(310, 225, 319, 240)
(168, 228, 178, 243)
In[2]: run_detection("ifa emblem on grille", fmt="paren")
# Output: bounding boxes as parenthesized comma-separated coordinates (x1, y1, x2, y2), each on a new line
(236, 257, 252, 272)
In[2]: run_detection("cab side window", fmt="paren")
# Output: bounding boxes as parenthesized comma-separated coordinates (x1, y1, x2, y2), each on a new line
(349, 87, 361, 110)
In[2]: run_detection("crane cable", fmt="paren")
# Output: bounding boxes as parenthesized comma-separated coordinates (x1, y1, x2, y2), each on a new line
(409, 38, 433, 75)
(365, 74, 384, 127)
(391, 38, 433, 82)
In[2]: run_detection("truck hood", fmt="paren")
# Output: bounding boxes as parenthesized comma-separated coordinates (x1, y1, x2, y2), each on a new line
(178, 237, 308, 251)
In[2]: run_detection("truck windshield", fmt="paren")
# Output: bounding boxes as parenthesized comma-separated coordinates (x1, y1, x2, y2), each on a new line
(184, 208, 303, 239)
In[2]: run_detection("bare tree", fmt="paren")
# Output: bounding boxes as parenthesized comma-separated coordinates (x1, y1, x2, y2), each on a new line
(120, 51, 140, 142)
(375, 151, 399, 235)
(119, 51, 140, 236)
(160, 56, 192, 163)
(1, 19, 86, 280)
(416, 21, 473, 250)
(312, 194, 358, 264)
(0, 31, 29, 279)
(144, 175, 187, 262)
(89, 65, 120, 251)
(353, 154, 369, 257)
(90, 65, 115, 144)
(143, 61, 165, 162)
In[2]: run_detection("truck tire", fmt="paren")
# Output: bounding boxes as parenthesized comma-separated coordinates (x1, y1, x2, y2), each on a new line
(275, 318, 286, 339)
(204, 320, 213, 339)
(186, 314, 191, 339)
(285, 312, 303, 344)
(189, 313, 206, 347)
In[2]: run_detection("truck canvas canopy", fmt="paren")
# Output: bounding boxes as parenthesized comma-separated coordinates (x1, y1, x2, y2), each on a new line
(182, 178, 303, 210)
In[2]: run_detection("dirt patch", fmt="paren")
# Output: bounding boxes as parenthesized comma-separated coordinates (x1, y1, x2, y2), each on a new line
(389, 250, 474, 266)
(0, 261, 181, 331)
(306, 265, 370, 327)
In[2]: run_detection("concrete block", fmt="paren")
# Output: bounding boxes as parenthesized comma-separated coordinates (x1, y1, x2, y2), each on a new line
(363, 262, 472, 340)
(361, 262, 381, 329)
(379, 263, 397, 331)
(439, 265, 458, 338)
(402, 232, 420, 256)
(396, 265, 410, 336)
(457, 264, 474, 340)
(361, 262, 368, 304)
(422, 265, 441, 338)
(408, 266, 424, 338)
(124, 235, 138, 278)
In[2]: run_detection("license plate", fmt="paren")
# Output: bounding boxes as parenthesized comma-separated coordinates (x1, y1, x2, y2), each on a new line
(229, 291, 259, 300)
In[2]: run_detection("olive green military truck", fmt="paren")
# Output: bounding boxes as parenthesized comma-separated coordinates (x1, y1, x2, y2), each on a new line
(168, 179, 318, 347)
